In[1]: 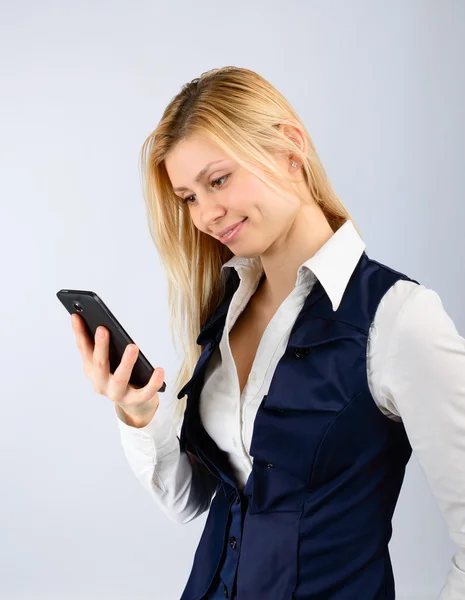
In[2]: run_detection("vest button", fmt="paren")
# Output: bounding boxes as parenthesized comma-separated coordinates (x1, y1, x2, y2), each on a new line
(223, 583, 229, 597)
(266, 463, 275, 469)
(294, 347, 309, 358)
(229, 536, 237, 549)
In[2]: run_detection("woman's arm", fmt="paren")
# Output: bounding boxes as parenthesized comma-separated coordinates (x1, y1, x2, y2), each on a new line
(379, 283, 465, 599)
(115, 397, 218, 525)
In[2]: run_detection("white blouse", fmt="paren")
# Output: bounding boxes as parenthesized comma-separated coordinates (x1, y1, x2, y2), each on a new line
(114, 220, 465, 599)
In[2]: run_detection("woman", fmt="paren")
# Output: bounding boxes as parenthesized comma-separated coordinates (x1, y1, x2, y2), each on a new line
(71, 67, 465, 599)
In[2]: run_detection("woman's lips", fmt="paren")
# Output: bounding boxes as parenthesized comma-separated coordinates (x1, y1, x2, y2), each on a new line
(219, 218, 247, 243)
(218, 218, 247, 238)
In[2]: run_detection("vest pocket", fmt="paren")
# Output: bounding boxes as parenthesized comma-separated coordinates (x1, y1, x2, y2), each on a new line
(236, 510, 300, 599)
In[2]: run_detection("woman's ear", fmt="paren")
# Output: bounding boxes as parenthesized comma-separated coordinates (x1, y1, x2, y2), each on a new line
(277, 119, 308, 158)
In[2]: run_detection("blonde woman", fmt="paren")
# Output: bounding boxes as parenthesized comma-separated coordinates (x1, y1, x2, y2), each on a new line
(71, 67, 465, 599)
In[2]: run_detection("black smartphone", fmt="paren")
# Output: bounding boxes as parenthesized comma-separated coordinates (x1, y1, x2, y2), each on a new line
(57, 289, 166, 392)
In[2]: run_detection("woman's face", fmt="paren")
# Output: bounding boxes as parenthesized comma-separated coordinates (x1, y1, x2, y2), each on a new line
(165, 133, 302, 258)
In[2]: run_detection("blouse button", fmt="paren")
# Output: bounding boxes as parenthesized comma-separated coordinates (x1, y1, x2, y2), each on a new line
(294, 347, 309, 358)
(266, 463, 275, 469)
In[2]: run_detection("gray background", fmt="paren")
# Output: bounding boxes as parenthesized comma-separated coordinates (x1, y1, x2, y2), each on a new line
(1, 1, 464, 598)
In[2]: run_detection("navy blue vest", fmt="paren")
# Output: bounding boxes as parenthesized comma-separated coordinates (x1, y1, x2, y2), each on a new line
(176, 251, 420, 600)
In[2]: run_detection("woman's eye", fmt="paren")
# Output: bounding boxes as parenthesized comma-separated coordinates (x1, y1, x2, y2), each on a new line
(181, 174, 230, 205)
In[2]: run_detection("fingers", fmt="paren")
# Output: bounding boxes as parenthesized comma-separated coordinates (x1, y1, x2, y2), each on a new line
(92, 325, 112, 395)
(71, 314, 112, 396)
(134, 366, 164, 404)
(71, 313, 164, 413)
(107, 342, 140, 404)
(71, 313, 94, 375)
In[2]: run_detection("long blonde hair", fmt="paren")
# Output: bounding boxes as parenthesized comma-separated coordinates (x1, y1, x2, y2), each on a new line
(139, 66, 359, 432)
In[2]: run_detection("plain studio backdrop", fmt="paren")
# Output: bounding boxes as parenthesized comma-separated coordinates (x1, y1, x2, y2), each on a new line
(1, 1, 464, 599)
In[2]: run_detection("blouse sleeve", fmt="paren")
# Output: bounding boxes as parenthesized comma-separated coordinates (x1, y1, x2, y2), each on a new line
(114, 395, 218, 525)
(379, 283, 465, 599)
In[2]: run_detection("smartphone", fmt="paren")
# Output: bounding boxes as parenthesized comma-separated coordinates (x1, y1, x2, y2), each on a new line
(57, 289, 166, 392)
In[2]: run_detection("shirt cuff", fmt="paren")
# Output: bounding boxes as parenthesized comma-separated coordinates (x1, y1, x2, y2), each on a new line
(114, 397, 179, 461)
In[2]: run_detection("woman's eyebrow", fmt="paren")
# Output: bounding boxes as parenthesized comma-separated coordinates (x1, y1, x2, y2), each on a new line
(173, 160, 227, 192)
